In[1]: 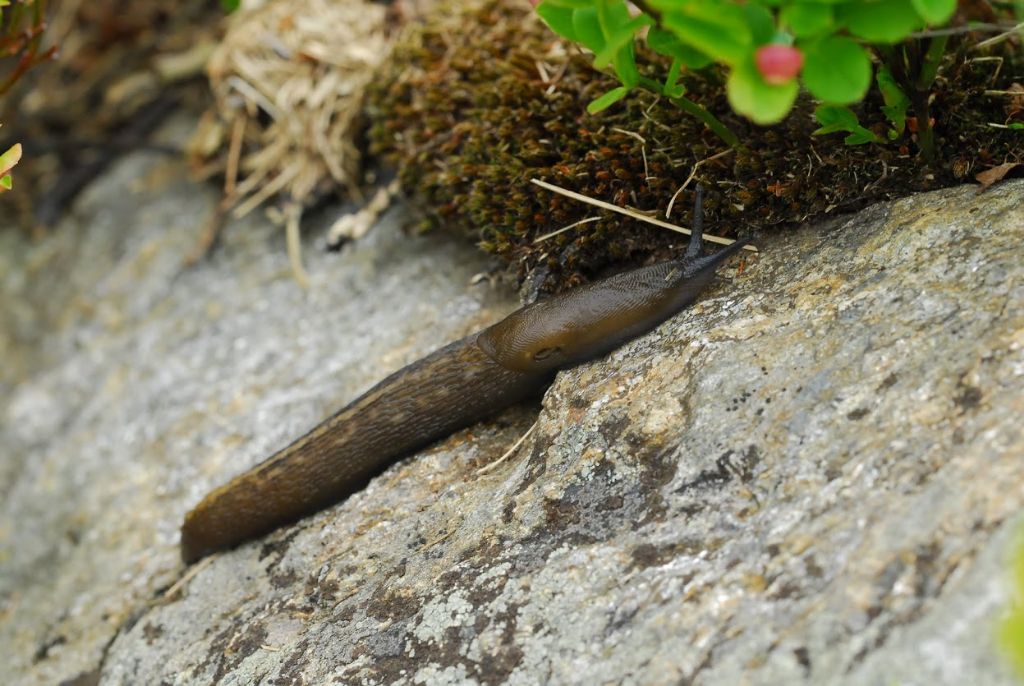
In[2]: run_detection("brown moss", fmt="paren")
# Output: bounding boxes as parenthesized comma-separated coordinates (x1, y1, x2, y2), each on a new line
(367, 0, 1022, 293)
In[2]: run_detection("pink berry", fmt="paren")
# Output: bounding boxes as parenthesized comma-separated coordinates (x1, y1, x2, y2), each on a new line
(756, 45, 804, 85)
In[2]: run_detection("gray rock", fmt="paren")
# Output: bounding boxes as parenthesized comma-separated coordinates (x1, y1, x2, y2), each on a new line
(1, 142, 1021, 686)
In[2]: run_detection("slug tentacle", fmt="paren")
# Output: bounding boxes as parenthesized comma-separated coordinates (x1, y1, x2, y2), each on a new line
(181, 186, 749, 562)
(685, 184, 707, 260)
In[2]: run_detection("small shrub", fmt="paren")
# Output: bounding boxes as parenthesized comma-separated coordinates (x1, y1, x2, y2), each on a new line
(535, 0, 1001, 162)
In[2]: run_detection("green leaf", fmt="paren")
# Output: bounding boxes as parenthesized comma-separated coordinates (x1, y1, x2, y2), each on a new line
(910, 0, 956, 24)
(876, 65, 910, 134)
(0, 142, 22, 175)
(1001, 612, 1024, 677)
(0, 174, 11, 190)
(649, 28, 714, 69)
(572, 6, 605, 52)
(744, 4, 776, 45)
(661, 5, 751, 66)
(605, 0, 633, 25)
(813, 104, 882, 143)
(595, 0, 633, 42)
(663, 57, 686, 98)
(612, 42, 640, 88)
(999, 536, 1024, 679)
(727, 58, 800, 124)
(594, 15, 653, 69)
(780, 3, 833, 37)
(587, 86, 631, 113)
(1013, 538, 1024, 596)
(647, 26, 683, 57)
(843, 130, 878, 145)
(536, 3, 577, 41)
(812, 104, 859, 134)
(676, 43, 714, 69)
(801, 36, 872, 104)
(839, 0, 923, 43)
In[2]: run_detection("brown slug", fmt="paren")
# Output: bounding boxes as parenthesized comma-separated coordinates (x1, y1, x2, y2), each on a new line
(180, 187, 748, 563)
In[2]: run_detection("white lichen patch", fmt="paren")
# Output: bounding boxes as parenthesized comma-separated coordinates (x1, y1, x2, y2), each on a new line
(413, 589, 475, 645)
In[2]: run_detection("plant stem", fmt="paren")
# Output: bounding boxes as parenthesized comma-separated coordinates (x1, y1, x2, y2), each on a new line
(912, 36, 948, 165)
(916, 34, 949, 91)
(880, 41, 942, 166)
(637, 75, 743, 150)
(0, 0, 52, 97)
(671, 94, 745, 150)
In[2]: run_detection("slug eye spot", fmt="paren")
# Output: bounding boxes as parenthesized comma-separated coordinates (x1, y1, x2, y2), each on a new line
(533, 347, 561, 361)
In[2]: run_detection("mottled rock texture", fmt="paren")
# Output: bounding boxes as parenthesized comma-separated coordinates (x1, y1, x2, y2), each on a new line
(1, 139, 1021, 686)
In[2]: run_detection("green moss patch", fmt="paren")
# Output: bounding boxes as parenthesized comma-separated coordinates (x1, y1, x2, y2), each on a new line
(368, 0, 1021, 292)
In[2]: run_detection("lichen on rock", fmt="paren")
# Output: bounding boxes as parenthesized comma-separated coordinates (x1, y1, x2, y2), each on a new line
(6, 170, 1019, 684)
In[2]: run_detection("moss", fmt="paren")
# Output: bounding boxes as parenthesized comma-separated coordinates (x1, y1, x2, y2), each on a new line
(367, 0, 1022, 292)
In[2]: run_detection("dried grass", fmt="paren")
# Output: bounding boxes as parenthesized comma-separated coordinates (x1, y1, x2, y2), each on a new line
(189, 0, 392, 217)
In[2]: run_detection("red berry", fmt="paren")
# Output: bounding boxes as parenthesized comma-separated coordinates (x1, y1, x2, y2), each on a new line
(755, 45, 804, 85)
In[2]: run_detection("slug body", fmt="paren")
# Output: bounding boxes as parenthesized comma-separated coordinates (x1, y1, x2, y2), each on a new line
(181, 188, 747, 562)
(181, 337, 551, 562)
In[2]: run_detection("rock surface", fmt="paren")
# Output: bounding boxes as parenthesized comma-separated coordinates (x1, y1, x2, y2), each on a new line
(1, 138, 1022, 686)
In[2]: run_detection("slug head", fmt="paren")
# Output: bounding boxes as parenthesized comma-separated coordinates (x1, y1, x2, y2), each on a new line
(479, 187, 748, 374)
(476, 241, 748, 374)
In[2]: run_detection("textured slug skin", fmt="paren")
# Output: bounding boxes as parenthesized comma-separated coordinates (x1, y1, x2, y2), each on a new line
(181, 237, 747, 563)
(478, 254, 730, 373)
(181, 337, 552, 562)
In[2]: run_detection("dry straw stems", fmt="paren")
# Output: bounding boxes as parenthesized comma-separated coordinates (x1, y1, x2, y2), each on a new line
(190, 0, 392, 218)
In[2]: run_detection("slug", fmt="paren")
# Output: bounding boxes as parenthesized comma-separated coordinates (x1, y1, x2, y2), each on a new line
(180, 188, 748, 563)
